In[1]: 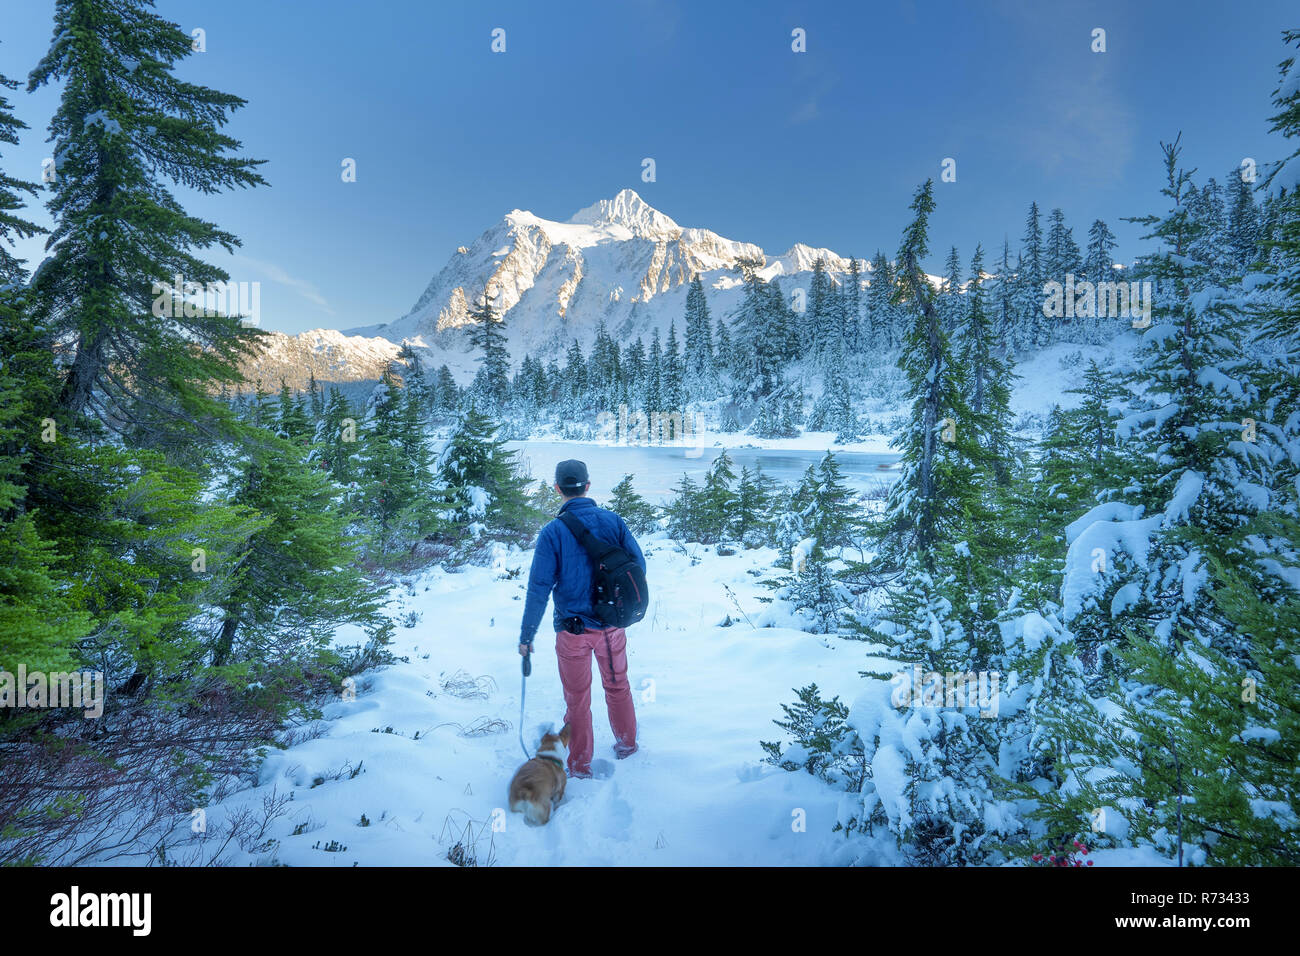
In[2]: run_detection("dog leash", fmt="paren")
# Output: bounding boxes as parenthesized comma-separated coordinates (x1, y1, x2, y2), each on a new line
(518, 650, 532, 760)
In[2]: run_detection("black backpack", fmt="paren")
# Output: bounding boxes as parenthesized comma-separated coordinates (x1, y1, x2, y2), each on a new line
(557, 511, 649, 629)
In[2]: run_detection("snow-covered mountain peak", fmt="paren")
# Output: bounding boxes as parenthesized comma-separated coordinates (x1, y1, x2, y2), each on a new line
(339, 189, 881, 381)
(770, 244, 859, 276)
(567, 188, 682, 240)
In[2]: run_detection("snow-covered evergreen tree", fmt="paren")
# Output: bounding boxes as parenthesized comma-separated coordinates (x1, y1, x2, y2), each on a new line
(436, 406, 532, 534)
(870, 181, 983, 576)
(357, 372, 445, 555)
(845, 256, 865, 352)
(683, 274, 717, 401)
(1013, 202, 1046, 350)
(663, 320, 685, 415)
(468, 296, 511, 413)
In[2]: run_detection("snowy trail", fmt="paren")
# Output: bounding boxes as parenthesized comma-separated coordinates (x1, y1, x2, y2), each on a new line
(200, 538, 887, 866)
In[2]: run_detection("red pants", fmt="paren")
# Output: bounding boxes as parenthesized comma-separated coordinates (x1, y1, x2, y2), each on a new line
(555, 626, 637, 775)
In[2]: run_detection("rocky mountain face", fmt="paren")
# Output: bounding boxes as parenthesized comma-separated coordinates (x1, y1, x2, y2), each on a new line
(345, 189, 874, 381)
(237, 328, 403, 394)
(243, 189, 876, 388)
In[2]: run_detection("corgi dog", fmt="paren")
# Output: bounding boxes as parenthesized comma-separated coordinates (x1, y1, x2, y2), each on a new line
(508, 723, 571, 826)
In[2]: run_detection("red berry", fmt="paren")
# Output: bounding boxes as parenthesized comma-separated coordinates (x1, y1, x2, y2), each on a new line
(1086, 860, 1094, 866)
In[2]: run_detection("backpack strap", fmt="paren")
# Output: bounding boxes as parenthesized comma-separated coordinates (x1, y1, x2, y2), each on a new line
(557, 512, 621, 566)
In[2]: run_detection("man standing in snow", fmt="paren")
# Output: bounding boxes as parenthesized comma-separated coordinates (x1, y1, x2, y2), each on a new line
(518, 460, 645, 778)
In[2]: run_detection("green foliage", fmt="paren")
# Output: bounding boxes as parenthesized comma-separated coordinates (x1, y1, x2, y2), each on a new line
(606, 473, 658, 535)
(0, 287, 91, 682)
(437, 406, 535, 533)
(733, 465, 777, 547)
(215, 395, 388, 700)
(353, 374, 451, 556)
(760, 684, 865, 791)
(28, 0, 268, 445)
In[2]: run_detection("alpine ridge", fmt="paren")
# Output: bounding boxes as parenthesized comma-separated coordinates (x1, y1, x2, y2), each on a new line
(340, 188, 879, 381)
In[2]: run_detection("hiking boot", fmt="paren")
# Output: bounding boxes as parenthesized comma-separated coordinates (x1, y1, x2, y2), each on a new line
(614, 743, 638, 760)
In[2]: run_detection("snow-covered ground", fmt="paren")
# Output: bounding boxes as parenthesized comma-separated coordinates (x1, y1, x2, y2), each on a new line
(189, 538, 895, 866)
(170, 521, 1174, 867)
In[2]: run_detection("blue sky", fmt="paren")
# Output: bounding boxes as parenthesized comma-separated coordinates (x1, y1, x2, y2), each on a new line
(1, 0, 1296, 334)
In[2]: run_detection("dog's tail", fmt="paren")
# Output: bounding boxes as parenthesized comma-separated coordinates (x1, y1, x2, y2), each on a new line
(511, 790, 551, 826)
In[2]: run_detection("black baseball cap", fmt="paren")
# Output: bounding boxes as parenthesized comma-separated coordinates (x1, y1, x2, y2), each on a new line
(555, 459, 589, 491)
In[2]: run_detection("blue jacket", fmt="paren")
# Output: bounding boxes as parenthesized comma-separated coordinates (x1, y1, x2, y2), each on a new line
(519, 496, 647, 644)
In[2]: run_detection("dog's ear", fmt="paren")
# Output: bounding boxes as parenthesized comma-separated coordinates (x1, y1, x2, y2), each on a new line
(559, 722, 571, 744)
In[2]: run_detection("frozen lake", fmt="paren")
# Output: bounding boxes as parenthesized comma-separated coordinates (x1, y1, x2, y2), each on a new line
(504, 440, 901, 503)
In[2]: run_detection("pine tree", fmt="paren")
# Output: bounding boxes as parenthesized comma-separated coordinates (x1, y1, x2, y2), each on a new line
(1045, 208, 1082, 281)
(306, 369, 325, 423)
(1256, 29, 1300, 465)
(623, 337, 646, 406)
(683, 274, 716, 401)
(845, 257, 864, 352)
(0, 67, 44, 284)
(846, 560, 1011, 863)
(276, 381, 311, 444)
(806, 350, 859, 442)
(732, 464, 776, 547)
(1014, 201, 1046, 350)
(1009, 362, 1127, 606)
(468, 296, 511, 413)
(644, 328, 663, 424)
(991, 240, 1017, 346)
(808, 257, 834, 362)
(785, 543, 850, 633)
(940, 245, 966, 332)
(436, 406, 534, 533)
(1225, 172, 1261, 270)
(750, 379, 800, 438)
(587, 321, 619, 408)
(434, 364, 459, 418)
(1043, 137, 1275, 863)
(665, 473, 702, 541)
(606, 473, 658, 535)
(713, 318, 733, 385)
(871, 181, 984, 575)
(562, 338, 587, 422)
(1084, 219, 1118, 284)
(319, 386, 361, 488)
(28, 0, 267, 441)
(356, 373, 444, 555)
(772, 453, 866, 634)
(216, 395, 387, 672)
(806, 452, 866, 556)
(663, 320, 684, 415)
(1031, 509, 1300, 866)
(761, 684, 864, 789)
(0, 288, 90, 681)
(695, 449, 738, 544)
(0, 69, 82, 679)
(1062, 135, 1263, 657)
(730, 255, 781, 395)
(957, 245, 1017, 486)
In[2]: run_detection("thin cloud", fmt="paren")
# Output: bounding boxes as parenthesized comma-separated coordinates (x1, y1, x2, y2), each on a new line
(1016, 62, 1137, 183)
(789, 63, 839, 126)
(984, 0, 1138, 184)
(229, 254, 336, 315)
